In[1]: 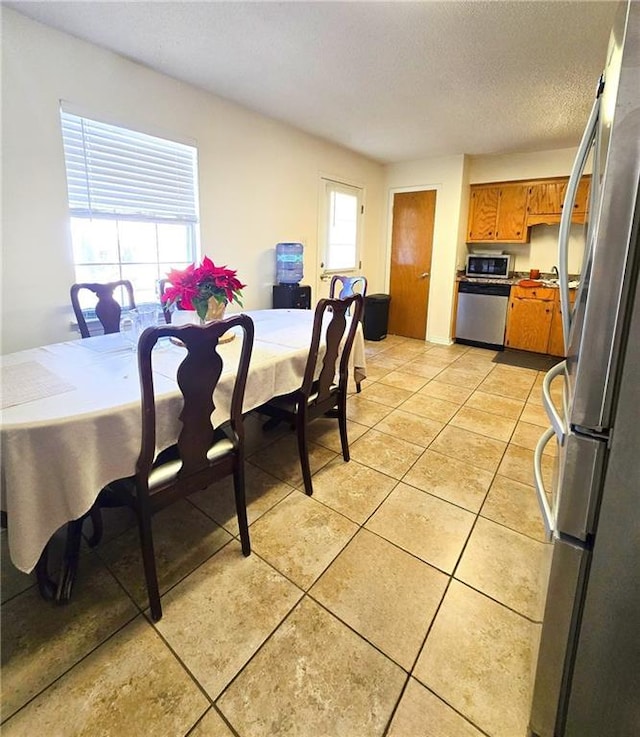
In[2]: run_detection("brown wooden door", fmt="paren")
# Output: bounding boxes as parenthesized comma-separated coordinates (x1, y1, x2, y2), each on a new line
(388, 190, 436, 340)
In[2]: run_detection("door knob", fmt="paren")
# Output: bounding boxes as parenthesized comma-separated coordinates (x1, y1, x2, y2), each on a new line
(419, 272, 430, 279)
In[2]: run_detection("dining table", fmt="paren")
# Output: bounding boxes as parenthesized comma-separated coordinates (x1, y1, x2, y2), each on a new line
(0, 308, 366, 591)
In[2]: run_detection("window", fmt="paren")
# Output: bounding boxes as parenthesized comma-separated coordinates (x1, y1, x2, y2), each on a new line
(319, 179, 363, 273)
(60, 110, 199, 307)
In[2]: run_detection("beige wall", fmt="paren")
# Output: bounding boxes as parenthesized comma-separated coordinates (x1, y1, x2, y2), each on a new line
(384, 155, 467, 344)
(1, 8, 385, 353)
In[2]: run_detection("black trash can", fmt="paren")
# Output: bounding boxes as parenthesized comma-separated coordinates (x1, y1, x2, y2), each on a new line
(363, 294, 391, 341)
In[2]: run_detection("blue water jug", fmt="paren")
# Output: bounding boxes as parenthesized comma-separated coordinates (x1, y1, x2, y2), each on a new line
(276, 242, 304, 284)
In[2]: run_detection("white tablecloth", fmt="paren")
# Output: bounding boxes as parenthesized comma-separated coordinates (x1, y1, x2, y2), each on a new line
(0, 309, 365, 573)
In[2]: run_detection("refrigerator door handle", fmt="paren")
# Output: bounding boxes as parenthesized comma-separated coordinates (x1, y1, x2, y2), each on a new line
(534, 427, 556, 541)
(559, 87, 601, 353)
(543, 360, 568, 444)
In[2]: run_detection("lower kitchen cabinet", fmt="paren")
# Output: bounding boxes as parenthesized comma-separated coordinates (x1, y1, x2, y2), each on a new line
(547, 289, 577, 356)
(506, 286, 576, 355)
(506, 287, 555, 352)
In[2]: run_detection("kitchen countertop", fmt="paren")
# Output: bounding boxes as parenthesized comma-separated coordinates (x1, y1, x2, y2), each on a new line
(456, 272, 579, 287)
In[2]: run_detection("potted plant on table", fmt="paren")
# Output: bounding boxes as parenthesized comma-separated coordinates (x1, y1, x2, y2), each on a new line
(161, 256, 246, 323)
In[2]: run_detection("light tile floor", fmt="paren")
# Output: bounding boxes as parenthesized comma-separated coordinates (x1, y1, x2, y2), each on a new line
(0, 336, 559, 736)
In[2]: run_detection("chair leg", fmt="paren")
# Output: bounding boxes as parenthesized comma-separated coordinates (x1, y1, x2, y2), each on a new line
(35, 544, 57, 601)
(136, 510, 162, 622)
(296, 415, 313, 496)
(233, 462, 251, 557)
(57, 518, 84, 603)
(84, 507, 104, 548)
(338, 400, 350, 462)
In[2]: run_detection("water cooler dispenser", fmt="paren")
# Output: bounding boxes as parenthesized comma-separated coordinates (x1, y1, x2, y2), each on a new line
(272, 242, 311, 309)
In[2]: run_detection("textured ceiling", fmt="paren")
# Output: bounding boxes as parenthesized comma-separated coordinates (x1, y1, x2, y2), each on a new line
(6, 1, 619, 163)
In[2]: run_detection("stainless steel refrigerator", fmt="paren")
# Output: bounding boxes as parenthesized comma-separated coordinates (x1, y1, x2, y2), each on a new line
(529, 1, 640, 735)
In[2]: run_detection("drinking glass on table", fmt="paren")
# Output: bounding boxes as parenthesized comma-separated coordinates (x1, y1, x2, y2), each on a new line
(120, 306, 164, 350)
(135, 305, 164, 331)
(119, 310, 139, 350)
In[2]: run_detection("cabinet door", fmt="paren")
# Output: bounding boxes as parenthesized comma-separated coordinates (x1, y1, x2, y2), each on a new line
(506, 297, 554, 352)
(496, 185, 529, 242)
(527, 181, 564, 225)
(547, 300, 565, 356)
(547, 290, 577, 356)
(467, 187, 499, 241)
(568, 177, 591, 222)
(527, 176, 592, 226)
(528, 181, 563, 215)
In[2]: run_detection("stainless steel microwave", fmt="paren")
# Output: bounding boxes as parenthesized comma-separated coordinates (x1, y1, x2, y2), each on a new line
(465, 254, 512, 279)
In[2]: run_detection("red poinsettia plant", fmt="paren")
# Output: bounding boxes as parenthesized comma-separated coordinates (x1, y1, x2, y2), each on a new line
(161, 256, 246, 321)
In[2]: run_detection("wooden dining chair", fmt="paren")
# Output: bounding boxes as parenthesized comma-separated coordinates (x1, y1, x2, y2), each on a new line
(70, 280, 136, 338)
(156, 278, 175, 324)
(329, 274, 368, 300)
(258, 294, 364, 497)
(92, 314, 254, 621)
(329, 275, 367, 392)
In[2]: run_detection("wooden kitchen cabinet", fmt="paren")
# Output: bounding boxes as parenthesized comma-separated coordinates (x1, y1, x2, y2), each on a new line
(505, 286, 556, 353)
(570, 177, 591, 220)
(506, 286, 577, 355)
(526, 176, 591, 226)
(467, 183, 530, 243)
(467, 186, 500, 241)
(547, 289, 577, 356)
(467, 175, 592, 244)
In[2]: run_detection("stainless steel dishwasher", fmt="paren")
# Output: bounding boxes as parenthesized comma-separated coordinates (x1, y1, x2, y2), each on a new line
(455, 281, 511, 350)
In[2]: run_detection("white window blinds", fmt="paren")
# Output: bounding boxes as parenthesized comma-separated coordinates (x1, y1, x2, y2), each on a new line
(60, 111, 198, 223)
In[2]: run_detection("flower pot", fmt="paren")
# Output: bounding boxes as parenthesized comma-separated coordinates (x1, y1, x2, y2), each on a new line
(204, 297, 226, 323)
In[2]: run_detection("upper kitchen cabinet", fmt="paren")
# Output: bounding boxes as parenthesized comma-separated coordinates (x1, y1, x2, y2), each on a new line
(467, 183, 530, 243)
(526, 175, 591, 226)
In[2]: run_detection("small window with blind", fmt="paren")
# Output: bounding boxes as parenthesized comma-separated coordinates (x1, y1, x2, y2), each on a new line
(60, 108, 200, 308)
